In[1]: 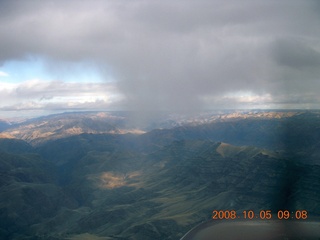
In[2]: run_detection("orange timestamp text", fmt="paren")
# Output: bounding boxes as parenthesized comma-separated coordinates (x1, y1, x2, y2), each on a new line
(212, 210, 308, 220)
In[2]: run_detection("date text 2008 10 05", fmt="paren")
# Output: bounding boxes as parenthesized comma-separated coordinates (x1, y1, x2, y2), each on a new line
(212, 210, 308, 220)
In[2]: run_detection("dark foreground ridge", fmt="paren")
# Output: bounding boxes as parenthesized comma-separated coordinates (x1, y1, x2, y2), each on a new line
(181, 219, 320, 240)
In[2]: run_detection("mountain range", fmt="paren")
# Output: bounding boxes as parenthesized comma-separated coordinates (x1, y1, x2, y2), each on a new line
(0, 110, 319, 239)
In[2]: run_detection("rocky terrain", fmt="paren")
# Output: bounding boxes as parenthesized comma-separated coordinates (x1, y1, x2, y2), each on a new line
(0, 110, 319, 239)
(0, 110, 303, 146)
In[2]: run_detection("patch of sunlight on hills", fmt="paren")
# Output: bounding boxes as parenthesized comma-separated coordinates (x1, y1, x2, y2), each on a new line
(217, 142, 260, 158)
(88, 171, 142, 189)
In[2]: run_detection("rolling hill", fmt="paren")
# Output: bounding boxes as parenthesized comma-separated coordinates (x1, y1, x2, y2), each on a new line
(0, 110, 319, 239)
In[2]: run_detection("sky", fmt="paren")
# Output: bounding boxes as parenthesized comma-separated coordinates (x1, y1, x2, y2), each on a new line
(1, 0, 320, 118)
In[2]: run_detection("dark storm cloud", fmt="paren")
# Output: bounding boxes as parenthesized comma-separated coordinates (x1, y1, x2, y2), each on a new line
(1, 0, 320, 111)
(272, 39, 320, 69)
(270, 38, 320, 99)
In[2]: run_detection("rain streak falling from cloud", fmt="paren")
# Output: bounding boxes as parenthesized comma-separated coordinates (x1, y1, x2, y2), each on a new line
(1, 0, 320, 116)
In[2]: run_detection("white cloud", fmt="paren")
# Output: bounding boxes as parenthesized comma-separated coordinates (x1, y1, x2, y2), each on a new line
(200, 91, 275, 109)
(0, 71, 9, 77)
(0, 79, 123, 113)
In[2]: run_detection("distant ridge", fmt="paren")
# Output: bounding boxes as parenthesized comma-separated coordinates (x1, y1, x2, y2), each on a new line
(0, 119, 11, 132)
(0, 110, 315, 147)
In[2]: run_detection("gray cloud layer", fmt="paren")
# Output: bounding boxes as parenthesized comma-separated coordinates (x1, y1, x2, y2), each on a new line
(1, 0, 320, 112)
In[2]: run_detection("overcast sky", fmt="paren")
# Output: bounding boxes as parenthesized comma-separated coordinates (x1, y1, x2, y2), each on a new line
(1, 0, 320, 118)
